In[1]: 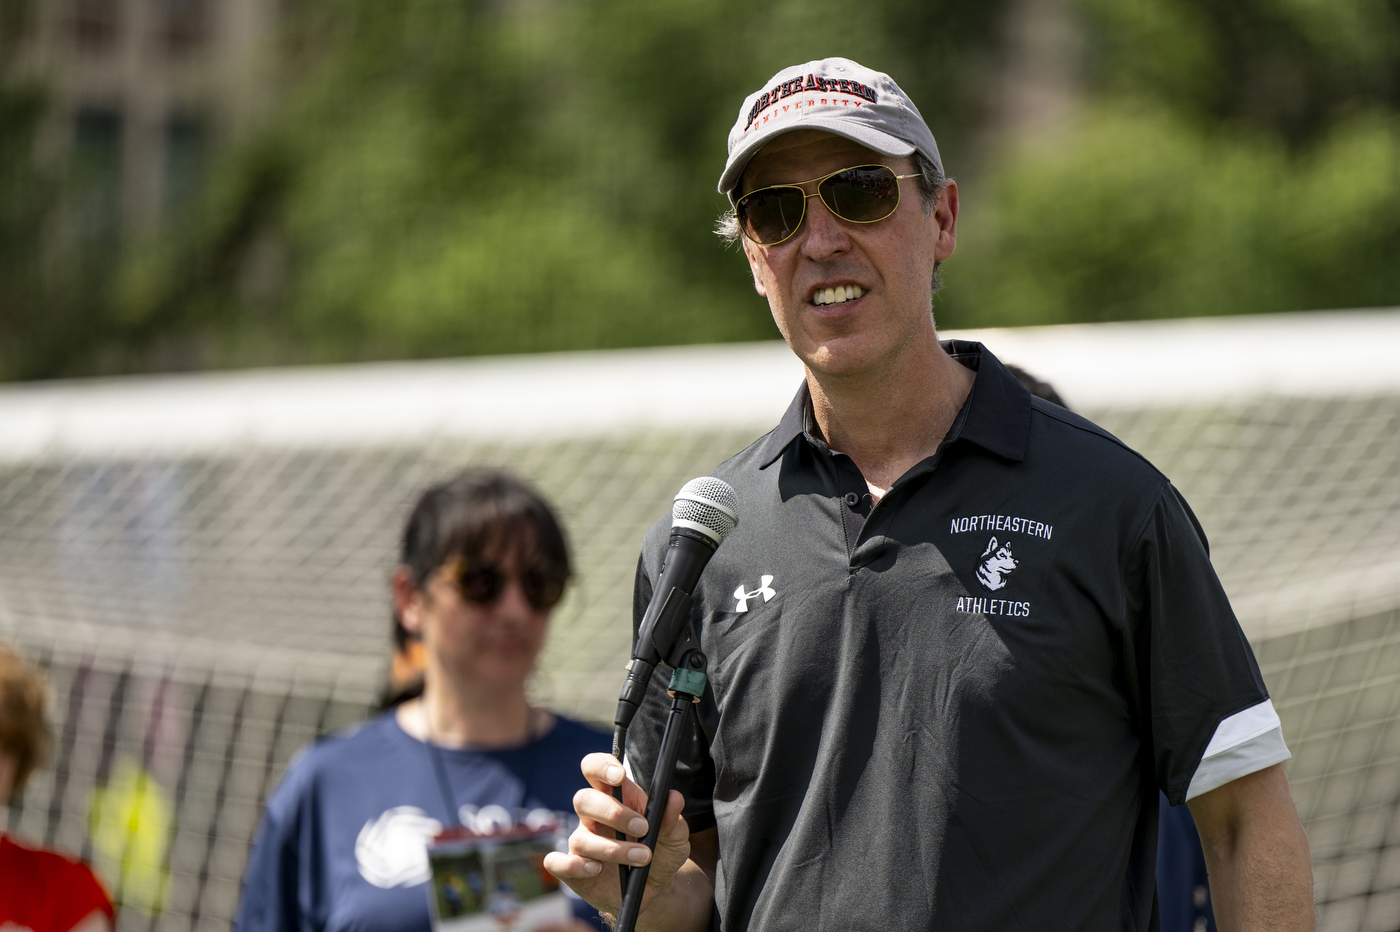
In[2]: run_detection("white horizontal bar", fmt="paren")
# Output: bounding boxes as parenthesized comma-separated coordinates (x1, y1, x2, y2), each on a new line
(0, 309, 1395, 461)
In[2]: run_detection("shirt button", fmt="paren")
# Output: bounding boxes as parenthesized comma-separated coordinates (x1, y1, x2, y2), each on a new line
(844, 492, 860, 508)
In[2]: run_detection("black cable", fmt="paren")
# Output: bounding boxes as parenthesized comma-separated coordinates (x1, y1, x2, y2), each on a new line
(613, 723, 630, 890)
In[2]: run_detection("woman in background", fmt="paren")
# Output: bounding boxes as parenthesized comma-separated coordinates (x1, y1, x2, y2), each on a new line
(0, 646, 116, 932)
(236, 469, 608, 931)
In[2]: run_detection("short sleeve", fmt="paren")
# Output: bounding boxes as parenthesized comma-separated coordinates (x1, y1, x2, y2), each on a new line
(52, 859, 115, 931)
(623, 547, 718, 834)
(1126, 485, 1290, 806)
(233, 766, 309, 932)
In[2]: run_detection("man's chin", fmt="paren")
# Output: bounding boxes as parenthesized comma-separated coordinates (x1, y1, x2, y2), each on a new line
(797, 335, 888, 381)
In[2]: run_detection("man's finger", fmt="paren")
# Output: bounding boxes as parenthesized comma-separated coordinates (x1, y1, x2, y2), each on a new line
(581, 751, 626, 786)
(580, 752, 649, 812)
(656, 789, 687, 842)
(568, 820, 654, 867)
(573, 786, 649, 838)
(542, 850, 605, 880)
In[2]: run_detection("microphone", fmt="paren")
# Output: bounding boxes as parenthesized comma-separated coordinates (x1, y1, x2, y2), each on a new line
(609, 477, 738, 913)
(614, 476, 739, 732)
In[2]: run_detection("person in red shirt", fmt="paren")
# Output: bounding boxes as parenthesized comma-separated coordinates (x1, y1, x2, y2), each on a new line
(0, 645, 115, 932)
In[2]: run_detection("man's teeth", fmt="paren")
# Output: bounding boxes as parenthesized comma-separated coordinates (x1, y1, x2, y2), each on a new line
(813, 285, 864, 306)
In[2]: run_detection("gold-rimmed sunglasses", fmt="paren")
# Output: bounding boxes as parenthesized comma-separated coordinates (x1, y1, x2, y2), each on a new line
(736, 163, 921, 246)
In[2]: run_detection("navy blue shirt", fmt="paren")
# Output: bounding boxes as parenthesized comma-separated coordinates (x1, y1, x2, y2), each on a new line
(1157, 793, 1217, 932)
(235, 711, 610, 932)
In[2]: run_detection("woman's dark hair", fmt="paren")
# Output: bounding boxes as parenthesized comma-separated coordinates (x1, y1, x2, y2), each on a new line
(1005, 364, 1068, 409)
(399, 468, 572, 591)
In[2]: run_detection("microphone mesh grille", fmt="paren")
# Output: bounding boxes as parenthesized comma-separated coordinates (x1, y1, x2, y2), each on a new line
(672, 476, 739, 544)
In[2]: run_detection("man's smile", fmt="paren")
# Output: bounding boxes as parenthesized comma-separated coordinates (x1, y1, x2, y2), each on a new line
(808, 283, 865, 307)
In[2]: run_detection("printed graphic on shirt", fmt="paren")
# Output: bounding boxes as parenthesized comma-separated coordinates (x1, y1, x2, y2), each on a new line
(733, 575, 777, 613)
(947, 509, 1056, 618)
(975, 537, 1018, 591)
(954, 595, 1032, 617)
(950, 513, 1053, 540)
(355, 806, 442, 888)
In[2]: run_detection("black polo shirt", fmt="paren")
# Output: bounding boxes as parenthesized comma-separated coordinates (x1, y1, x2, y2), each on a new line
(626, 342, 1274, 932)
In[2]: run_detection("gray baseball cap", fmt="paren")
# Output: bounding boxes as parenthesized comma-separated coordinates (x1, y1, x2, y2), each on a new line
(718, 57, 943, 201)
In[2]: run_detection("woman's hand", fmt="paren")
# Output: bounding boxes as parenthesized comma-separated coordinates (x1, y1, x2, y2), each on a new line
(543, 752, 694, 921)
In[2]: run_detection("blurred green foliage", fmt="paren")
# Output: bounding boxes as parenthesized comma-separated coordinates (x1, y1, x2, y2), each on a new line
(938, 0, 1400, 327)
(30, 0, 1006, 378)
(940, 107, 1400, 326)
(2, 0, 1399, 379)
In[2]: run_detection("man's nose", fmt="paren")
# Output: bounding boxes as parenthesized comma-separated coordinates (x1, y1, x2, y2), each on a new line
(799, 192, 850, 258)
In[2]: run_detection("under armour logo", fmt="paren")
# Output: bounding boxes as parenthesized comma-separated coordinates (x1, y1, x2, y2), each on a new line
(733, 575, 776, 612)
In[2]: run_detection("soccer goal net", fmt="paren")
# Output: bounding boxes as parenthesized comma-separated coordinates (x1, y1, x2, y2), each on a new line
(1, 310, 1397, 931)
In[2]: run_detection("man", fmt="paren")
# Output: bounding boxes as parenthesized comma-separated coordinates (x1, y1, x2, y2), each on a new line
(544, 58, 1314, 930)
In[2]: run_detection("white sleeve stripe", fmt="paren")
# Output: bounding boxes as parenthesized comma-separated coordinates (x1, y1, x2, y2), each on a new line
(1186, 726, 1291, 800)
(1201, 698, 1283, 759)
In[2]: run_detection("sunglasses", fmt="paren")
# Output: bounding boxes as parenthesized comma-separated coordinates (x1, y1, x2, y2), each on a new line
(736, 163, 921, 246)
(455, 561, 568, 612)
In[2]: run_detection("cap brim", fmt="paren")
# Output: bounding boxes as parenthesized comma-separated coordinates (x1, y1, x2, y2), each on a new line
(718, 117, 917, 200)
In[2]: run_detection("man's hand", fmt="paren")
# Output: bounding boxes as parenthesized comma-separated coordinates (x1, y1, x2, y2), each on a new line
(544, 753, 716, 932)
(1188, 763, 1315, 931)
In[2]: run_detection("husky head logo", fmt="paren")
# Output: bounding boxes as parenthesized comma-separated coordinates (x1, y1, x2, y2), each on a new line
(975, 537, 1018, 591)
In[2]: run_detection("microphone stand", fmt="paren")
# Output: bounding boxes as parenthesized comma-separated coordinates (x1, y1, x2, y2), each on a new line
(612, 621, 708, 932)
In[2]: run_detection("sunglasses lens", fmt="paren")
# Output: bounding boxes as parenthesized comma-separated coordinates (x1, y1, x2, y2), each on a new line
(522, 569, 567, 611)
(459, 563, 566, 610)
(738, 166, 903, 244)
(459, 566, 505, 605)
(821, 166, 900, 223)
(739, 187, 806, 245)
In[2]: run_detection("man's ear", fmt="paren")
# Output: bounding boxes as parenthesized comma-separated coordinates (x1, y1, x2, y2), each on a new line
(933, 180, 959, 262)
(742, 239, 769, 297)
(392, 565, 426, 637)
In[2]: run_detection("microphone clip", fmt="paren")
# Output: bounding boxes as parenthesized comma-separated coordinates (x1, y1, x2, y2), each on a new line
(614, 587, 701, 730)
(666, 649, 707, 703)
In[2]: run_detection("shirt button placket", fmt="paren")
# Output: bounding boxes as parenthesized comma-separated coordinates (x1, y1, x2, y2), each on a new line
(838, 487, 868, 559)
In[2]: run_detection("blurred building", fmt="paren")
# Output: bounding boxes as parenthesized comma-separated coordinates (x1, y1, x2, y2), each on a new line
(3, 0, 279, 240)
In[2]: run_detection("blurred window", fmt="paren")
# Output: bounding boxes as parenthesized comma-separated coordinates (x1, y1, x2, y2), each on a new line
(72, 107, 123, 246)
(69, 0, 119, 51)
(163, 113, 207, 220)
(162, 0, 208, 55)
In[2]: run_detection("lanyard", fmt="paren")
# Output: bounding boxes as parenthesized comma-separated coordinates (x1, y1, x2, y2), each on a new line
(419, 705, 533, 827)
(423, 734, 461, 827)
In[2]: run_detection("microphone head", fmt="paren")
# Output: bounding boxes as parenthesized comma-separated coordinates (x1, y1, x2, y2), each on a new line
(672, 477, 739, 545)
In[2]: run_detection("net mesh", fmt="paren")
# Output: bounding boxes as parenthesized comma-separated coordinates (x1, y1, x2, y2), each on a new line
(0, 373, 1397, 929)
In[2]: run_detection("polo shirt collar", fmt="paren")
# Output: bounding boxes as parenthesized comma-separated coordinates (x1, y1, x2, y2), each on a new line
(756, 340, 1032, 468)
(943, 340, 1032, 463)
